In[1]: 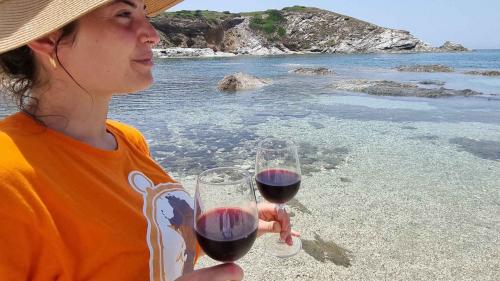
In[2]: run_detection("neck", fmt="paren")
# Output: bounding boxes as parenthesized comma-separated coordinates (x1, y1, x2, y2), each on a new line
(30, 83, 117, 151)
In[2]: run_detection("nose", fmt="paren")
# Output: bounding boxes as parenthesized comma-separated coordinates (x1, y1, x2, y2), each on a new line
(139, 18, 160, 47)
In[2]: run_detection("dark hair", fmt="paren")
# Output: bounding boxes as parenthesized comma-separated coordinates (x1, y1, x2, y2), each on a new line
(0, 21, 79, 117)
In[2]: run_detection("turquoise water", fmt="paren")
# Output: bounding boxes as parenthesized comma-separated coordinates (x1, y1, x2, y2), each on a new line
(102, 50, 500, 176)
(118, 50, 498, 280)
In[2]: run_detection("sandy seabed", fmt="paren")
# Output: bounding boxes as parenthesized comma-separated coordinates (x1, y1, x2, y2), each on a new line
(179, 117, 500, 281)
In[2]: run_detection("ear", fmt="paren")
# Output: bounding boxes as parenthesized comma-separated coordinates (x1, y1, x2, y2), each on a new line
(26, 30, 62, 57)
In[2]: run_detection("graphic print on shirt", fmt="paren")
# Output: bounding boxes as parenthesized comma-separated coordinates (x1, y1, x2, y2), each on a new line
(128, 171, 196, 281)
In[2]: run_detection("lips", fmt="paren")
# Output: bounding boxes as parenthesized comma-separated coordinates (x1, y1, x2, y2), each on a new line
(133, 52, 154, 66)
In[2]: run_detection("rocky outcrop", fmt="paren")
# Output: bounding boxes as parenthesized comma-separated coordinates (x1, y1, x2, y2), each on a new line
(439, 41, 469, 52)
(221, 18, 291, 55)
(151, 7, 464, 57)
(464, 70, 500, 76)
(281, 9, 433, 53)
(290, 67, 334, 75)
(331, 80, 481, 98)
(217, 73, 270, 91)
(396, 64, 454, 73)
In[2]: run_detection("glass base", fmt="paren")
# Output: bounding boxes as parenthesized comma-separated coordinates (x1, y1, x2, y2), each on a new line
(263, 234, 302, 258)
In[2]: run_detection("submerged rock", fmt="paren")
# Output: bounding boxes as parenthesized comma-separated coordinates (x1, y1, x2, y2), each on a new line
(217, 72, 270, 91)
(418, 80, 446, 86)
(290, 67, 335, 75)
(396, 64, 454, 73)
(439, 41, 469, 52)
(331, 80, 481, 98)
(464, 70, 500, 77)
(450, 137, 500, 161)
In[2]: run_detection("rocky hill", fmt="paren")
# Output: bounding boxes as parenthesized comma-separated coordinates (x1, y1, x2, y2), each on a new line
(150, 6, 467, 56)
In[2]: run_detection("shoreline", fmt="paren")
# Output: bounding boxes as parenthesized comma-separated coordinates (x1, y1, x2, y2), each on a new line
(153, 47, 477, 59)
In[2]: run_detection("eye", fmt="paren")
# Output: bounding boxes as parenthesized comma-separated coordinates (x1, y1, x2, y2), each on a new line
(117, 10, 132, 18)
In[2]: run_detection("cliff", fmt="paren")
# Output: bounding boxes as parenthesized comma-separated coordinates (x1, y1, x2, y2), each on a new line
(150, 6, 467, 56)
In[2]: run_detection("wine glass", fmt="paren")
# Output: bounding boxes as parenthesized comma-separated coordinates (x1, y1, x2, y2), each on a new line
(194, 167, 259, 262)
(255, 138, 302, 258)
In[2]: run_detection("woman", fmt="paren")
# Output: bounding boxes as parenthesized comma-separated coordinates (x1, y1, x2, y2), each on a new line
(0, 1, 297, 280)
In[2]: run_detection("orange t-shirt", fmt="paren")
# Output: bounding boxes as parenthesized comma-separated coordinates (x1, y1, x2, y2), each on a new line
(0, 112, 198, 281)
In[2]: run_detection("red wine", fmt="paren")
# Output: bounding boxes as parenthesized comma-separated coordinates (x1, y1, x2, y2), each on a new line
(255, 169, 300, 203)
(195, 208, 257, 262)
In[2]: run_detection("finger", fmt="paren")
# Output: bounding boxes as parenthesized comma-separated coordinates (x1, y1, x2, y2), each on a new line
(257, 202, 277, 221)
(258, 220, 282, 235)
(275, 207, 292, 242)
(258, 225, 300, 247)
(258, 220, 294, 245)
(258, 221, 300, 236)
(175, 263, 244, 281)
(283, 228, 301, 246)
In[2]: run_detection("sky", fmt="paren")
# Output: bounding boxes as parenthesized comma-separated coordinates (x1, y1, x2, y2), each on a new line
(170, 0, 500, 49)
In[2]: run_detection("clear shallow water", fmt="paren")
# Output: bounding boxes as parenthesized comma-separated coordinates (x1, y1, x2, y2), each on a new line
(117, 52, 498, 279)
(1, 50, 499, 279)
(103, 50, 500, 177)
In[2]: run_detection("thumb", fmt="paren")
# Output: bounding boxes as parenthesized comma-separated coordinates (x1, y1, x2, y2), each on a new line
(175, 263, 244, 281)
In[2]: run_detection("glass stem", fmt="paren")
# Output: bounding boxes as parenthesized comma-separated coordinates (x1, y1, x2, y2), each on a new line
(276, 203, 286, 243)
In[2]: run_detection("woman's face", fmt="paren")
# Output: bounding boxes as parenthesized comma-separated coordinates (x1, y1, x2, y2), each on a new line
(56, 0, 160, 95)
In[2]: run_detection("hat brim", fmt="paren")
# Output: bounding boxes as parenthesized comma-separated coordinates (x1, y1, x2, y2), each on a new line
(0, 0, 183, 54)
(147, 0, 183, 16)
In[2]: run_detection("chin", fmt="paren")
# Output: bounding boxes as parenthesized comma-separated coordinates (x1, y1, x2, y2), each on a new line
(120, 75, 154, 94)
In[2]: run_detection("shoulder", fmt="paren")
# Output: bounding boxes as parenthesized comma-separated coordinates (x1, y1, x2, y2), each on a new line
(106, 119, 145, 144)
(0, 113, 44, 169)
(0, 114, 48, 216)
(0, 114, 32, 170)
(0, 117, 37, 187)
(106, 119, 150, 154)
(0, 112, 45, 144)
(0, 112, 29, 135)
(0, 132, 38, 223)
(107, 119, 142, 137)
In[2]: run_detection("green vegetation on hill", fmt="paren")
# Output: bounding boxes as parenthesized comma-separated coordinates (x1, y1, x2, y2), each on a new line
(161, 7, 320, 41)
(248, 9, 287, 41)
(282, 5, 308, 12)
(165, 10, 239, 24)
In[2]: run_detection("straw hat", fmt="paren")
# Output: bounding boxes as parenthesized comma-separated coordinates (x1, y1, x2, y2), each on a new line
(0, 0, 183, 54)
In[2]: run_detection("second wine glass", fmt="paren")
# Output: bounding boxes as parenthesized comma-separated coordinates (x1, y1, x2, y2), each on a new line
(255, 138, 302, 258)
